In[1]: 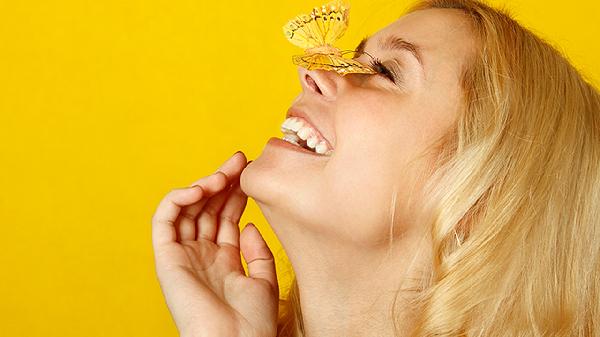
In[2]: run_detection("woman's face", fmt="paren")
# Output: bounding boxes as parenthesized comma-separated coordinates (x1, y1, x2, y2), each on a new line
(241, 8, 476, 246)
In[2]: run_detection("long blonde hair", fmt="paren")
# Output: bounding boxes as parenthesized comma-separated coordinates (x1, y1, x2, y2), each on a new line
(277, 0, 600, 336)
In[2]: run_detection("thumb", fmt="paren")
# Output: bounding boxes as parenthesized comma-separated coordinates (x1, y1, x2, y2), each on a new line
(240, 223, 278, 293)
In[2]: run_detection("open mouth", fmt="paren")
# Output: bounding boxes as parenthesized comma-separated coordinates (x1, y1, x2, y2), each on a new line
(280, 116, 334, 156)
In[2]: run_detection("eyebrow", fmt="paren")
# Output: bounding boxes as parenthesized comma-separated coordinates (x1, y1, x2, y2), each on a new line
(355, 35, 424, 69)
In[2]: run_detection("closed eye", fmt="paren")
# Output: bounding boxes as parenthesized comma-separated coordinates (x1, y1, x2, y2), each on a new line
(369, 59, 398, 83)
(369, 59, 396, 83)
(352, 49, 404, 86)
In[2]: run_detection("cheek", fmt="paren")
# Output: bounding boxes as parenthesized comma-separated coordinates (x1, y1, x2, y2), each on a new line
(321, 94, 439, 244)
(336, 92, 430, 167)
(322, 163, 395, 244)
(317, 102, 391, 242)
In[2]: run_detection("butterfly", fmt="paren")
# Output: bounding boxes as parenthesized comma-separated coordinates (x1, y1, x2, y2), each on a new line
(283, 0, 376, 76)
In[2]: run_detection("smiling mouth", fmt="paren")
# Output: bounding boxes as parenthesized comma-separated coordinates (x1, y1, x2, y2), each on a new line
(280, 116, 334, 156)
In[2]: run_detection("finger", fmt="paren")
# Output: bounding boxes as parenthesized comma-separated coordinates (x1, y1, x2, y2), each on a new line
(189, 151, 247, 187)
(177, 172, 228, 241)
(152, 186, 203, 247)
(178, 151, 247, 240)
(216, 182, 248, 248)
(196, 185, 232, 242)
(240, 223, 278, 293)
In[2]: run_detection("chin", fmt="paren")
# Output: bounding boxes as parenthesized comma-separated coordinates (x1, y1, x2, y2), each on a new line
(240, 138, 334, 233)
(241, 136, 329, 206)
(240, 158, 282, 207)
(239, 154, 301, 240)
(239, 149, 295, 211)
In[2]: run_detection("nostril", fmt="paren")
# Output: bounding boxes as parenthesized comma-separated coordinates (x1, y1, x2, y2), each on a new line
(305, 74, 322, 95)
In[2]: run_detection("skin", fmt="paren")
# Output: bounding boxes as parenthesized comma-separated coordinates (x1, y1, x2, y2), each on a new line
(152, 8, 476, 337)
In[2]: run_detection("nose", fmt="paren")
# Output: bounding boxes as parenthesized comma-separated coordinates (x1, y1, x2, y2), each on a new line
(297, 67, 339, 101)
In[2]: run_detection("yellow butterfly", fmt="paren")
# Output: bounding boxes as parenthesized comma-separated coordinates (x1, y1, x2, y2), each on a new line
(283, 0, 376, 76)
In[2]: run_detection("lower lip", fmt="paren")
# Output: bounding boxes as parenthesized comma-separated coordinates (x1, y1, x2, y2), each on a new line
(267, 137, 324, 156)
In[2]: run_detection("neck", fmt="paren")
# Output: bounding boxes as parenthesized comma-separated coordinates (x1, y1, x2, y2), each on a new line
(267, 212, 431, 337)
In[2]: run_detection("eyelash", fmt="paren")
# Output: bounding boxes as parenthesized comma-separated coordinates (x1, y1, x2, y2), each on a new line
(368, 58, 400, 84)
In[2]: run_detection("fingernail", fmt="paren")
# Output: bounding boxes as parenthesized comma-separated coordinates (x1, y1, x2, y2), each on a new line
(225, 151, 240, 162)
(216, 171, 230, 180)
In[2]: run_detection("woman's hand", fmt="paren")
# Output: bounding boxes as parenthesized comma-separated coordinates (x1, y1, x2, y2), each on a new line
(151, 151, 279, 337)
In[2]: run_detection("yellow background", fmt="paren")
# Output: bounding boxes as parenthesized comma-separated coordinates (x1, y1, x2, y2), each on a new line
(0, 0, 598, 335)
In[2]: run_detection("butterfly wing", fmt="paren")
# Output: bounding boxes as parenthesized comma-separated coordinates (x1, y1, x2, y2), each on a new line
(319, 1, 350, 46)
(292, 53, 376, 76)
(283, 14, 325, 50)
(283, 1, 350, 50)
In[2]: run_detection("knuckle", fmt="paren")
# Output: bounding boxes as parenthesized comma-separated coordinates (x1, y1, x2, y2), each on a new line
(202, 205, 220, 218)
(180, 211, 196, 222)
(219, 213, 238, 225)
(156, 218, 175, 227)
(151, 211, 164, 225)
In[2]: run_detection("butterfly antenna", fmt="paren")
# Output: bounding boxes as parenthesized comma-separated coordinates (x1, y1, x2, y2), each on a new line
(340, 49, 376, 60)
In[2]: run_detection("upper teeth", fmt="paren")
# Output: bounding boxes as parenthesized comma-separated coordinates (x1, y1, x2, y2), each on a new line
(280, 117, 333, 155)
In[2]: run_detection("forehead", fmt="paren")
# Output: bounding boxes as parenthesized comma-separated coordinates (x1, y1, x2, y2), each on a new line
(369, 8, 476, 75)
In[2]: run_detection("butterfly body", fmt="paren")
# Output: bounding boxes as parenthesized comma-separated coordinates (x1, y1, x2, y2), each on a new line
(306, 45, 340, 55)
(283, 1, 375, 75)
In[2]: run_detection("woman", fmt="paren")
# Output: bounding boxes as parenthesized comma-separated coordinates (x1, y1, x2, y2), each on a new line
(151, 0, 600, 336)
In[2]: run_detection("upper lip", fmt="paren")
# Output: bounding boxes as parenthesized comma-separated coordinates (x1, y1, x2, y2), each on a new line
(286, 107, 335, 150)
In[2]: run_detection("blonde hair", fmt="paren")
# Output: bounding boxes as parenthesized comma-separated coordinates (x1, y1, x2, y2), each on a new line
(277, 0, 600, 336)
